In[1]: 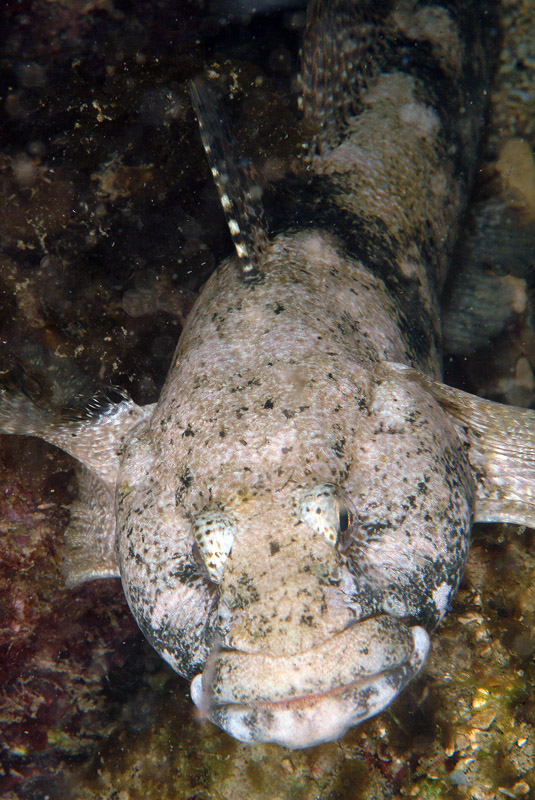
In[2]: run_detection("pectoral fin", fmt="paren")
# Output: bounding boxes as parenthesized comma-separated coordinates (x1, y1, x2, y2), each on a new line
(381, 362, 535, 527)
(0, 387, 153, 486)
(63, 465, 120, 587)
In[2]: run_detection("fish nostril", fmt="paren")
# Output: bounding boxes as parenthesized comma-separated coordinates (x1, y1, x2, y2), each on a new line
(225, 627, 265, 656)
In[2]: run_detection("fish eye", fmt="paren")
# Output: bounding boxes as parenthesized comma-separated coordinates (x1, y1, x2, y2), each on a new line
(299, 483, 358, 550)
(192, 507, 237, 583)
(338, 505, 351, 533)
(336, 503, 354, 551)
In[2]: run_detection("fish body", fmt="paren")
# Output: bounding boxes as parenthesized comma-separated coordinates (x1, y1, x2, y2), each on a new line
(3, 0, 535, 750)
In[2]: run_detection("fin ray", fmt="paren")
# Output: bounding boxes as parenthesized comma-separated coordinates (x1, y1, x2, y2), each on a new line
(63, 465, 120, 588)
(0, 386, 153, 486)
(190, 77, 267, 282)
(300, 0, 389, 157)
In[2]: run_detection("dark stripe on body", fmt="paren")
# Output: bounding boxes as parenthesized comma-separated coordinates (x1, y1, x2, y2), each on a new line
(266, 0, 497, 369)
(266, 173, 441, 369)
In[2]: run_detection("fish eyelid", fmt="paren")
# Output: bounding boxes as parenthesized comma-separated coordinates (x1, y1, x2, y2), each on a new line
(299, 482, 358, 550)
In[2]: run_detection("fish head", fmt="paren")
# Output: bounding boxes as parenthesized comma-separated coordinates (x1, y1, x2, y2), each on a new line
(116, 356, 474, 748)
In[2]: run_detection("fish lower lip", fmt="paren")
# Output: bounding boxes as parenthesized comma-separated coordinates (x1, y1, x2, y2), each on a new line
(210, 667, 402, 711)
(191, 621, 430, 748)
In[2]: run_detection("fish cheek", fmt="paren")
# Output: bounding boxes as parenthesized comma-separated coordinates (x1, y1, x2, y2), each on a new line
(117, 495, 220, 677)
(346, 383, 475, 629)
(115, 430, 219, 677)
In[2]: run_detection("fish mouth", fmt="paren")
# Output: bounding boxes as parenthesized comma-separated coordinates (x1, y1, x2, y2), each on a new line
(190, 616, 430, 748)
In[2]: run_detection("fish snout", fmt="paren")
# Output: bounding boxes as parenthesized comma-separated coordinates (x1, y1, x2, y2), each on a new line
(190, 615, 430, 748)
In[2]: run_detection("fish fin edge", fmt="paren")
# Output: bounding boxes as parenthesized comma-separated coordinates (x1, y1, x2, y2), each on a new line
(0, 385, 153, 486)
(190, 77, 268, 282)
(63, 464, 120, 588)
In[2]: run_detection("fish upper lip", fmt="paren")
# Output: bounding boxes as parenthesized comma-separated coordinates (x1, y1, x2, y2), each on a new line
(192, 619, 430, 713)
(191, 626, 430, 747)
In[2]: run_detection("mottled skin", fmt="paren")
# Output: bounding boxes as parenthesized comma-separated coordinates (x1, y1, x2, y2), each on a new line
(115, 0, 492, 745)
(6, 0, 534, 749)
(117, 225, 474, 744)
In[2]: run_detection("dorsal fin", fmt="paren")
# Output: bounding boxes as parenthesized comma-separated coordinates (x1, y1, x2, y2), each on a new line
(190, 77, 268, 282)
(300, 0, 390, 158)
